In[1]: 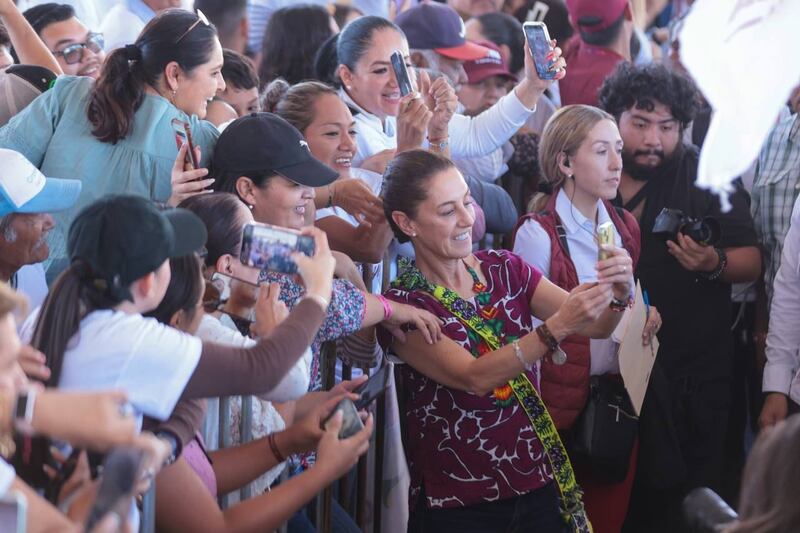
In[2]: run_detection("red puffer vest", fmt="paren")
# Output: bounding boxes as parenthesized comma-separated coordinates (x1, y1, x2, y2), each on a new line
(512, 194, 641, 430)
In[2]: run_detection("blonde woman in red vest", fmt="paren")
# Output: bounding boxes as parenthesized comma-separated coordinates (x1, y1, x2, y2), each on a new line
(513, 104, 662, 533)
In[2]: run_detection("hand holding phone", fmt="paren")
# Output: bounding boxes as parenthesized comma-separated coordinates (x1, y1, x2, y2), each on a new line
(84, 448, 145, 532)
(171, 118, 200, 169)
(321, 364, 392, 438)
(523, 22, 558, 80)
(240, 222, 315, 275)
(390, 50, 414, 97)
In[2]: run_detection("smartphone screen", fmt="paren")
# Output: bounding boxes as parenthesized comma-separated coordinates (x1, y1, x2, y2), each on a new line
(390, 50, 414, 97)
(171, 118, 199, 169)
(353, 363, 392, 410)
(240, 222, 315, 275)
(523, 22, 555, 80)
(204, 272, 259, 324)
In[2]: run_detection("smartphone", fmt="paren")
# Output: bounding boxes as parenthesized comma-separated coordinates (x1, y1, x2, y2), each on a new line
(390, 50, 414, 97)
(171, 118, 199, 169)
(597, 222, 616, 261)
(0, 492, 27, 533)
(326, 398, 364, 439)
(204, 272, 259, 324)
(84, 448, 145, 532)
(523, 21, 556, 80)
(352, 362, 393, 410)
(240, 222, 315, 275)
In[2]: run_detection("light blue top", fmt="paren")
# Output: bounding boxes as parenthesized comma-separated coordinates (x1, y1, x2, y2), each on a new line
(0, 76, 219, 275)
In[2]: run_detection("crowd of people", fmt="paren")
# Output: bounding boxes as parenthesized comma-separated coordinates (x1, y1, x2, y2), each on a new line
(0, 0, 798, 531)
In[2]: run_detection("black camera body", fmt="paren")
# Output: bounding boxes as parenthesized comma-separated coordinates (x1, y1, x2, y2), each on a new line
(652, 208, 721, 246)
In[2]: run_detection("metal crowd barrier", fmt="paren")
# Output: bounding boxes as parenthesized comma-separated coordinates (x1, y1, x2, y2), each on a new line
(141, 254, 397, 532)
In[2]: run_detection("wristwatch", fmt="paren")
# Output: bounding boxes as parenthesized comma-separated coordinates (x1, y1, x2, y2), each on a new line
(13, 389, 37, 435)
(535, 323, 567, 365)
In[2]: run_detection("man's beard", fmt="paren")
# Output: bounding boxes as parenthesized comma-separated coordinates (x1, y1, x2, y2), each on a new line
(622, 144, 683, 182)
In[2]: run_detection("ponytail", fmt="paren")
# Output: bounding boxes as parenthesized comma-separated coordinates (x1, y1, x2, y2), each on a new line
(30, 261, 123, 388)
(86, 9, 218, 144)
(87, 47, 145, 144)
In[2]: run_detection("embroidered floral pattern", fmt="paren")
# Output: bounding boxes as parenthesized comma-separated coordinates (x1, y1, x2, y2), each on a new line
(389, 250, 590, 531)
(384, 250, 553, 510)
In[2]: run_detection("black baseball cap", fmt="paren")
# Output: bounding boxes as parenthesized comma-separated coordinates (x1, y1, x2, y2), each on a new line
(67, 195, 207, 300)
(211, 112, 338, 187)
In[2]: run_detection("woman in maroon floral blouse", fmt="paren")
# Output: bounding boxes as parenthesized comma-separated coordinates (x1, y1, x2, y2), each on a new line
(380, 150, 635, 533)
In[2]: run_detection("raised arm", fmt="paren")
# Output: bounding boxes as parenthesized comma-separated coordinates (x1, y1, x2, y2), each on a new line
(0, 0, 62, 74)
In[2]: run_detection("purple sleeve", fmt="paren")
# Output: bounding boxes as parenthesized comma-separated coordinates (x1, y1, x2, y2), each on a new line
(502, 250, 543, 302)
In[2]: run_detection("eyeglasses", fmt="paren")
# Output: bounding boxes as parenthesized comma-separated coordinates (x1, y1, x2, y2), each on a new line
(52, 32, 104, 65)
(175, 9, 210, 44)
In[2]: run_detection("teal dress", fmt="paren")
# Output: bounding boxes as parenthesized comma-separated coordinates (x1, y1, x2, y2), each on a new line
(0, 76, 219, 276)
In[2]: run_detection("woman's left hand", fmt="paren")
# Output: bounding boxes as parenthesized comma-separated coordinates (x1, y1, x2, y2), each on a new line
(596, 245, 634, 300)
(642, 305, 662, 346)
(383, 302, 443, 345)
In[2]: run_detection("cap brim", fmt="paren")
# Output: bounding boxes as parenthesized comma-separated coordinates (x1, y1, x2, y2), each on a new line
(275, 157, 339, 188)
(435, 41, 492, 61)
(163, 208, 208, 258)
(16, 177, 82, 215)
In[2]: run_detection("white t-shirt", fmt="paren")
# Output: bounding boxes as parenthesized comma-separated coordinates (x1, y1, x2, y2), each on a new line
(21, 309, 202, 427)
(0, 460, 15, 498)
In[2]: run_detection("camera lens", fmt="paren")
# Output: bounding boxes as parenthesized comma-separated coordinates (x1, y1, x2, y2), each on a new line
(682, 217, 721, 246)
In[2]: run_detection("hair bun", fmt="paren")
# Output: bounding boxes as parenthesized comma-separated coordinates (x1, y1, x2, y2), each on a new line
(262, 78, 291, 113)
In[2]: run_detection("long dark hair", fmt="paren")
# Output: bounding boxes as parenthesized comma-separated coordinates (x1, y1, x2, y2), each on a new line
(31, 261, 123, 388)
(144, 254, 204, 326)
(381, 149, 455, 243)
(258, 4, 334, 87)
(179, 193, 249, 268)
(87, 9, 218, 144)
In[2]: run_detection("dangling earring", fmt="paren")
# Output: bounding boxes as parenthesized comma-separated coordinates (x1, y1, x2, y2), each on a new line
(170, 88, 177, 104)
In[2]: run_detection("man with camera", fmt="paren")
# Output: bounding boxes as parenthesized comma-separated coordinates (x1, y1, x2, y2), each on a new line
(598, 63, 761, 531)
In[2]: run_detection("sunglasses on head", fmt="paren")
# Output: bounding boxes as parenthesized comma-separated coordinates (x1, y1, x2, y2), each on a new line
(175, 9, 210, 44)
(53, 32, 104, 65)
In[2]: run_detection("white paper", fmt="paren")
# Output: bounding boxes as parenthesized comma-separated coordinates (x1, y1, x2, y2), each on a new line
(617, 282, 658, 416)
(679, 0, 800, 208)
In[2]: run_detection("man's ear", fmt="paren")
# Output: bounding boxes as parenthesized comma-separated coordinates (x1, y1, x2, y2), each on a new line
(391, 210, 418, 240)
(410, 50, 429, 69)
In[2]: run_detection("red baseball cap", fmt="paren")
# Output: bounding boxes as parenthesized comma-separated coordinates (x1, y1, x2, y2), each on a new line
(463, 41, 517, 84)
(567, 0, 628, 33)
(395, 2, 491, 61)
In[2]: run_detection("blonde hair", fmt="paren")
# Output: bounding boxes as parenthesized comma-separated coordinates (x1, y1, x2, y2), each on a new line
(528, 105, 616, 213)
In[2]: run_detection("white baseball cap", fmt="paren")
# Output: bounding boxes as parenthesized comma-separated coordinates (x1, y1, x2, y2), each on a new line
(0, 149, 81, 217)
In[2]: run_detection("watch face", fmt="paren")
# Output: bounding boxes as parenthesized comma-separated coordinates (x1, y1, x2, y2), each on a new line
(551, 347, 567, 366)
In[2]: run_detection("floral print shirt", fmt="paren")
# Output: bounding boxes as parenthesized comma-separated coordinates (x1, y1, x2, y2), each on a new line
(382, 250, 554, 509)
(258, 271, 366, 392)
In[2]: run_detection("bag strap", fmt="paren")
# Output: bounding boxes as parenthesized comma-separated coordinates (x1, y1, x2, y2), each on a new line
(393, 262, 592, 532)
